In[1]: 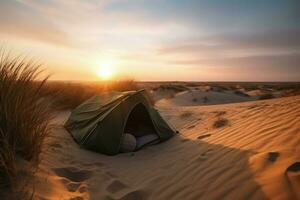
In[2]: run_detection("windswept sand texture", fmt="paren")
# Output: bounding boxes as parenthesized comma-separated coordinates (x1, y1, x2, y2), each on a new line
(34, 95, 300, 200)
(156, 89, 256, 106)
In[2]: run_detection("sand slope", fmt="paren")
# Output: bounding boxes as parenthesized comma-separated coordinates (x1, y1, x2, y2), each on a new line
(156, 89, 256, 106)
(34, 95, 300, 200)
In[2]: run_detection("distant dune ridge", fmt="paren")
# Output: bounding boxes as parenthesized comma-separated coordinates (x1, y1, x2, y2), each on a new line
(32, 92, 300, 200)
(156, 89, 255, 106)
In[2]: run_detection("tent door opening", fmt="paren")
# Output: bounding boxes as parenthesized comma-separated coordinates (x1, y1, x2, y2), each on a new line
(123, 103, 159, 150)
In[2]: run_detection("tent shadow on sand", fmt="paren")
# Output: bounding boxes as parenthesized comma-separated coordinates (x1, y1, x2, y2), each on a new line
(83, 134, 269, 200)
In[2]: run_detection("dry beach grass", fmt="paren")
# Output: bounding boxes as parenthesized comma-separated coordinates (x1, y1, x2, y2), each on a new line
(0, 52, 52, 198)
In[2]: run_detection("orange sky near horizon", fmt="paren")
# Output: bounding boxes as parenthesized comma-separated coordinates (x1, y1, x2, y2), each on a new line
(0, 0, 299, 82)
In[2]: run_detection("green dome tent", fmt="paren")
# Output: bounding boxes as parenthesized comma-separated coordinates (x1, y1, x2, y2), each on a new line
(65, 89, 175, 155)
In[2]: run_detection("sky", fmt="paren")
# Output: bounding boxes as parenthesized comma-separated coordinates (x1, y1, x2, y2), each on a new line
(0, 0, 300, 81)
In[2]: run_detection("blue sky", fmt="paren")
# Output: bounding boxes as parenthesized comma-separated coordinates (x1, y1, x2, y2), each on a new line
(0, 0, 299, 81)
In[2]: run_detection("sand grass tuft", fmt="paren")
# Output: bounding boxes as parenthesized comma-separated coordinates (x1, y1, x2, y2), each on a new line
(0, 52, 52, 194)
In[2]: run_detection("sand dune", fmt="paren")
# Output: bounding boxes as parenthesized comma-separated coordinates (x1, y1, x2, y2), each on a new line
(34, 95, 300, 200)
(156, 89, 256, 106)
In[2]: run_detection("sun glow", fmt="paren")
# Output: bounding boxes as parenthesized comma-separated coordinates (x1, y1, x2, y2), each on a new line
(97, 60, 114, 80)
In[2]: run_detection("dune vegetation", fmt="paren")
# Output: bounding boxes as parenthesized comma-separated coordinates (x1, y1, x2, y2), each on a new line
(0, 52, 52, 197)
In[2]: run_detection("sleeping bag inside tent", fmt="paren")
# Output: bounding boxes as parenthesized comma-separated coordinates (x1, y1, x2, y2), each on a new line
(64, 89, 175, 155)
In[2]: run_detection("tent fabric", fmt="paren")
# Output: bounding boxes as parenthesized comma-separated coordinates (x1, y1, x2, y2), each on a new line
(65, 89, 175, 155)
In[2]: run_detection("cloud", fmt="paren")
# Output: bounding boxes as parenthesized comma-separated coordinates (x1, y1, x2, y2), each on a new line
(158, 29, 300, 76)
(159, 29, 300, 55)
(170, 53, 300, 68)
(0, 0, 75, 47)
(1, 0, 180, 50)
(167, 54, 300, 81)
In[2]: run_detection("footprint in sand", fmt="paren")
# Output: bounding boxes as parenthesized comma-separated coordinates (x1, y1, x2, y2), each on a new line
(197, 134, 211, 140)
(267, 152, 279, 162)
(78, 185, 87, 193)
(66, 182, 82, 192)
(52, 167, 93, 182)
(106, 179, 128, 193)
(285, 161, 300, 195)
(286, 162, 300, 174)
(55, 167, 92, 200)
(60, 178, 82, 192)
(104, 175, 147, 200)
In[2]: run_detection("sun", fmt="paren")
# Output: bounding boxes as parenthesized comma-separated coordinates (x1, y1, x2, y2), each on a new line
(97, 60, 114, 80)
